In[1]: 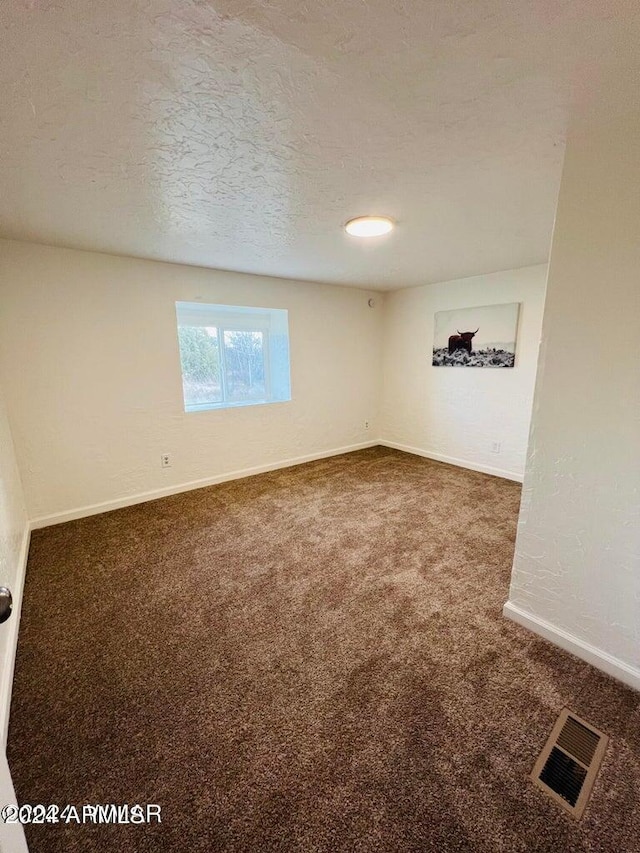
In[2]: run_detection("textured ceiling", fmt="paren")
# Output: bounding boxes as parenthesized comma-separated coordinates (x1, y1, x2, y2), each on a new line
(1, 1, 639, 290)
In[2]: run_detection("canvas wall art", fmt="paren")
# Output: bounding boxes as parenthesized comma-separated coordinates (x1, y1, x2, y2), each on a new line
(432, 302, 520, 367)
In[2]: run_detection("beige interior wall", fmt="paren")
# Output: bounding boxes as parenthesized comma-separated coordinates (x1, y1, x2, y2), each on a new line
(0, 240, 383, 520)
(507, 85, 640, 678)
(381, 265, 547, 480)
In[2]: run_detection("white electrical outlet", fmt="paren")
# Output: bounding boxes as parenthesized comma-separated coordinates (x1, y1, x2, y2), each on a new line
(490, 441, 501, 454)
(364, 420, 370, 430)
(161, 453, 171, 468)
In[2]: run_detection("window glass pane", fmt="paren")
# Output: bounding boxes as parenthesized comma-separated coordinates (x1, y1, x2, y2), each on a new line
(175, 302, 290, 412)
(178, 326, 222, 407)
(223, 330, 266, 402)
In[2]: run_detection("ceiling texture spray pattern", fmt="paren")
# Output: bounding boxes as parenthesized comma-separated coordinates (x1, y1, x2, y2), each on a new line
(1, 0, 639, 289)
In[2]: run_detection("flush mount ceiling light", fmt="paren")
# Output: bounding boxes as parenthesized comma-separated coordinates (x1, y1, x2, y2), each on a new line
(344, 216, 395, 237)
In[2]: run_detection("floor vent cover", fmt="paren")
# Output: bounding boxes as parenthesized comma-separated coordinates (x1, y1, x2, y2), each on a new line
(531, 708, 608, 818)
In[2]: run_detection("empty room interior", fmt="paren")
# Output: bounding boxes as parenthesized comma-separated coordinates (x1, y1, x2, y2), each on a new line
(0, 2, 639, 851)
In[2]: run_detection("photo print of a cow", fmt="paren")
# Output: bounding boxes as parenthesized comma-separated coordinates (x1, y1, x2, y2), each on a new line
(432, 303, 520, 367)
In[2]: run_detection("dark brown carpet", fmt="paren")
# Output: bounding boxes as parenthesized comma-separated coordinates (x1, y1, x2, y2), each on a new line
(8, 447, 640, 852)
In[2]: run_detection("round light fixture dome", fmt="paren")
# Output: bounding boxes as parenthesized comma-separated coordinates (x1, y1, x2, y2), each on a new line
(344, 216, 394, 237)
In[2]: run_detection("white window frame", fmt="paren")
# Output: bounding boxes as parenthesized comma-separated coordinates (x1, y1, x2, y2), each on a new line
(176, 302, 290, 413)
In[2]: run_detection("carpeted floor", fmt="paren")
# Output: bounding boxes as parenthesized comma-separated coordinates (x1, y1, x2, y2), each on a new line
(8, 447, 640, 852)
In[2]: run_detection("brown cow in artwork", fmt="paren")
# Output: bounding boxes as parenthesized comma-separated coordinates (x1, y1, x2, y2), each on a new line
(448, 328, 479, 355)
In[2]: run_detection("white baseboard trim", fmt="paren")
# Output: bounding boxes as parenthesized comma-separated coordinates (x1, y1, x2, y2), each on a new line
(378, 440, 523, 482)
(0, 752, 28, 851)
(503, 600, 640, 693)
(0, 524, 30, 747)
(29, 440, 380, 530)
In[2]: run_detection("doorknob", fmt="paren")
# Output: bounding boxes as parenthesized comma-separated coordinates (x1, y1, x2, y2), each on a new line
(0, 588, 12, 624)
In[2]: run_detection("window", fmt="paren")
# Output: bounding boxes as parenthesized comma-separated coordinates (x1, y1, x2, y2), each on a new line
(175, 302, 291, 412)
